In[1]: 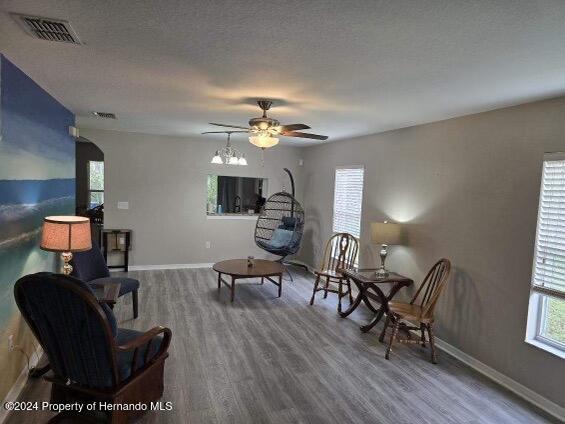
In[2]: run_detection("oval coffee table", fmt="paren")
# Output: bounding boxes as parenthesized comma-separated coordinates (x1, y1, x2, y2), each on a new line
(213, 259, 284, 302)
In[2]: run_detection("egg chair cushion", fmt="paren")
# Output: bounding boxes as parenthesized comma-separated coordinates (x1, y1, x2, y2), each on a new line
(279, 217, 297, 230)
(255, 240, 288, 255)
(268, 229, 294, 248)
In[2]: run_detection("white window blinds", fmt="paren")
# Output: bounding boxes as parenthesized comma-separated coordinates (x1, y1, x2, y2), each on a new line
(332, 166, 364, 238)
(532, 155, 565, 300)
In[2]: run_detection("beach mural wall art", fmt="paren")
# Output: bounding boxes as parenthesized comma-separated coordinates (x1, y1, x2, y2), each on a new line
(0, 54, 75, 400)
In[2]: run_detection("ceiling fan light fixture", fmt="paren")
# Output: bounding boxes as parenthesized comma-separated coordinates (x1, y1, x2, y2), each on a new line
(206, 99, 328, 146)
(249, 135, 279, 149)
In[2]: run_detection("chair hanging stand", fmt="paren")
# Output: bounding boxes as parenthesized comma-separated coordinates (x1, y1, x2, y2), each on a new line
(254, 168, 307, 281)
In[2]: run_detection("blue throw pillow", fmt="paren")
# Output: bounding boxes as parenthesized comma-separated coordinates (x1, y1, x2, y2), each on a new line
(269, 229, 293, 248)
(280, 216, 297, 230)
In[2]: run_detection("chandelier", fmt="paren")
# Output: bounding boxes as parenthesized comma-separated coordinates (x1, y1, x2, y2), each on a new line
(211, 132, 247, 165)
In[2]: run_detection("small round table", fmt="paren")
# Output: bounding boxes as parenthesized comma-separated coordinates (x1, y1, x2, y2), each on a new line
(213, 259, 285, 302)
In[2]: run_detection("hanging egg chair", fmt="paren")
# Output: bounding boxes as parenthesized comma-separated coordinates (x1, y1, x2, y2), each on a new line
(254, 169, 305, 280)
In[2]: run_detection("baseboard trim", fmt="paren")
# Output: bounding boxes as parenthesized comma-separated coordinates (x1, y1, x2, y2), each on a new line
(121, 263, 214, 271)
(431, 336, 564, 421)
(125, 261, 314, 273)
(0, 345, 43, 424)
(122, 261, 314, 273)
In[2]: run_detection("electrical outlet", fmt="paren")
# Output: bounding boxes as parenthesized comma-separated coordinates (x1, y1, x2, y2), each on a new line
(205, 241, 211, 249)
(8, 334, 14, 351)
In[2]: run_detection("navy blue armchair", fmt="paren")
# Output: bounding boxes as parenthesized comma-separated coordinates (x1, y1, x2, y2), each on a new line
(14, 272, 171, 423)
(71, 245, 140, 318)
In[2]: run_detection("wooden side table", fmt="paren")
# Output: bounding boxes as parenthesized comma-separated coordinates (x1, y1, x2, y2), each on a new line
(339, 269, 413, 333)
(102, 229, 132, 272)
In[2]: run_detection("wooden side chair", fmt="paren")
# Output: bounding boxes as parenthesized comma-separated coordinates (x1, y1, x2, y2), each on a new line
(309, 233, 358, 312)
(379, 258, 451, 363)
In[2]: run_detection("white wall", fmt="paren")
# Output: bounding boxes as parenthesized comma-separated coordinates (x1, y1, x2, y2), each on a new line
(80, 129, 304, 266)
(299, 96, 565, 408)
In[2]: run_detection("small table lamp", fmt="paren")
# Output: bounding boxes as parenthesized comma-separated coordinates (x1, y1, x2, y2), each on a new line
(371, 221, 401, 278)
(40, 216, 92, 275)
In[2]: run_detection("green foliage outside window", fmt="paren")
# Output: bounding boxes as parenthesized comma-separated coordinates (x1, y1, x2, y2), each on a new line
(207, 175, 218, 212)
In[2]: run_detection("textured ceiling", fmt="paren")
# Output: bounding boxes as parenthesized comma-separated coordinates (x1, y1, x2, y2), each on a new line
(1, 0, 565, 145)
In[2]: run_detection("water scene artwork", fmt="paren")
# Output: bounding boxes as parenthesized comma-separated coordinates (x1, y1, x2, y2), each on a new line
(0, 55, 75, 338)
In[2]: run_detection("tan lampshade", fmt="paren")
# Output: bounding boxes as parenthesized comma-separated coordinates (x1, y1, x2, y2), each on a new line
(371, 222, 401, 245)
(40, 216, 92, 252)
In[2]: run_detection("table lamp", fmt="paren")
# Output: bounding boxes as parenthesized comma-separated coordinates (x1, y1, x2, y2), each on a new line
(371, 221, 401, 278)
(40, 216, 92, 275)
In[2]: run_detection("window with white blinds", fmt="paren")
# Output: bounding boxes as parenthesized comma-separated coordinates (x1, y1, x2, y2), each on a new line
(332, 166, 364, 238)
(532, 156, 565, 300)
(526, 153, 565, 355)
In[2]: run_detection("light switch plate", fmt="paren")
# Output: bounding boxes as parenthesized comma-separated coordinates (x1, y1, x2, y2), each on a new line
(117, 201, 129, 210)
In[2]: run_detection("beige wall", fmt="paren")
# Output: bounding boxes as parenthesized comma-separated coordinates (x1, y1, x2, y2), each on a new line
(80, 129, 304, 266)
(299, 96, 565, 408)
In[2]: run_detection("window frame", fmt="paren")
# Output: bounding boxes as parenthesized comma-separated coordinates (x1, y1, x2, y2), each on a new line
(535, 294, 565, 351)
(526, 152, 565, 358)
(87, 160, 104, 209)
(332, 164, 365, 239)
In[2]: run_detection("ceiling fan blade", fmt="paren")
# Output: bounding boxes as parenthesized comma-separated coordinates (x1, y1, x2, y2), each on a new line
(202, 131, 248, 134)
(209, 122, 250, 130)
(279, 123, 311, 132)
(283, 131, 328, 141)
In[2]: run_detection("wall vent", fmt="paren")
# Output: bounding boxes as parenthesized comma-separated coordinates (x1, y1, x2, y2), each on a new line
(12, 13, 82, 44)
(92, 111, 117, 119)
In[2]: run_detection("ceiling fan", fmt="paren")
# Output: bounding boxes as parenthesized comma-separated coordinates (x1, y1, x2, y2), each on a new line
(202, 100, 328, 148)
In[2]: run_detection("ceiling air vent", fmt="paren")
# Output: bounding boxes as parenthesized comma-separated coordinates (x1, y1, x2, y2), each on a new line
(92, 112, 117, 119)
(12, 13, 81, 44)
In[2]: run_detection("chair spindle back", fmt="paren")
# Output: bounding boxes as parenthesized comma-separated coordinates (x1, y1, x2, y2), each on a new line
(410, 258, 451, 317)
(320, 233, 359, 272)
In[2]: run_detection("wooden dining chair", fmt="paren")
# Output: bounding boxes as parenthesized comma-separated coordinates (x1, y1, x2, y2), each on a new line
(379, 258, 451, 363)
(309, 233, 358, 312)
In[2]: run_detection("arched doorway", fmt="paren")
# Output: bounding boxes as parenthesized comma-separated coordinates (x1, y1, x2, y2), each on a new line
(75, 139, 104, 246)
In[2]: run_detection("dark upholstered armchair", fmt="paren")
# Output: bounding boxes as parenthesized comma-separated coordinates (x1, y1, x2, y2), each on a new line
(71, 245, 140, 318)
(14, 273, 171, 423)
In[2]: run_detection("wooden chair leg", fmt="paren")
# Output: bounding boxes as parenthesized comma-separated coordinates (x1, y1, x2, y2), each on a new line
(323, 276, 330, 299)
(379, 314, 390, 343)
(385, 317, 400, 360)
(309, 275, 321, 305)
(337, 280, 343, 313)
(347, 279, 353, 304)
(420, 323, 426, 347)
(132, 289, 139, 319)
(426, 323, 438, 364)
